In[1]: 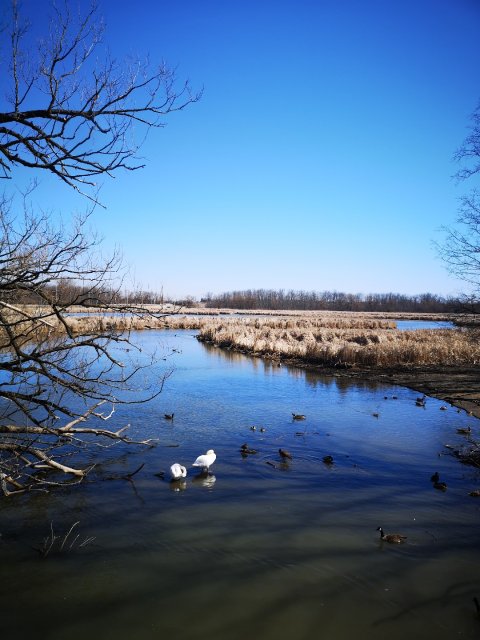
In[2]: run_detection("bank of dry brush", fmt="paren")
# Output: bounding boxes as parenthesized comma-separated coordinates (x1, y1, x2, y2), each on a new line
(62, 311, 479, 369)
(194, 316, 479, 368)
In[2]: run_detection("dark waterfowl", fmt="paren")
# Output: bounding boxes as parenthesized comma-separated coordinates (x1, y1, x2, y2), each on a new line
(279, 448, 292, 460)
(164, 413, 174, 420)
(457, 426, 472, 435)
(292, 413, 306, 420)
(376, 526, 407, 544)
(322, 455, 334, 465)
(469, 490, 480, 497)
(433, 481, 447, 492)
(240, 443, 258, 455)
(430, 471, 440, 483)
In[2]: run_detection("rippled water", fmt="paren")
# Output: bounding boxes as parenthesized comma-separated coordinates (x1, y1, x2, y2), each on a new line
(1, 330, 479, 640)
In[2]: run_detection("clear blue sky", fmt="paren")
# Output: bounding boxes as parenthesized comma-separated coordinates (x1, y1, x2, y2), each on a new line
(17, 0, 480, 299)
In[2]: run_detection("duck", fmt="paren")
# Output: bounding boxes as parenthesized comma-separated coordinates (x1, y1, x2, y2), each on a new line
(192, 449, 216, 472)
(322, 455, 334, 465)
(249, 425, 257, 431)
(433, 481, 447, 492)
(376, 526, 407, 544)
(468, 490, 480, 497)
(415, 396, 426, 407)
(430, 471, 440, 483)
(240, 443, 258, 455)
(292, 413, 306, 420)
(259, 427, 266, 432)
(456, 426, 471, 435)
(164, 413, 174, 420)
(440, 405, 448, 411)
(169, 463, 187, 480)
(279, 448, 292, 460)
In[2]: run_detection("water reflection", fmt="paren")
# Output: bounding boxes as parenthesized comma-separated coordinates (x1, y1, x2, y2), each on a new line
(191, 472, 217, 488)
(169, 478, 187, 492)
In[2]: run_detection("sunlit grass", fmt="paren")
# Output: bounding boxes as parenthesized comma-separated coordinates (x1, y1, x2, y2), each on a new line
(194, 317, 479, 368)
(4, 306, 478, 369)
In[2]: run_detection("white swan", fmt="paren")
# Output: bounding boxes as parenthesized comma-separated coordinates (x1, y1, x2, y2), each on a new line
(192, 449, 216, 472)
(170, 463, 187, 480)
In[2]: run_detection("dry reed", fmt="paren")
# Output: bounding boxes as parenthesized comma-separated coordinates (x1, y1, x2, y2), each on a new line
(4, 307, 478, 369)
(196, 319, 479, 368)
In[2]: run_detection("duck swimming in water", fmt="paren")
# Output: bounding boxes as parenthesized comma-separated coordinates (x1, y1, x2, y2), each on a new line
(376, 526, 407, 544)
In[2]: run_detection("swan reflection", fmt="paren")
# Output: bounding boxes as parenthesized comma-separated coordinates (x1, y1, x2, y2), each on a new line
(192, 472, 216, 488)
(169, 478, 187, 492)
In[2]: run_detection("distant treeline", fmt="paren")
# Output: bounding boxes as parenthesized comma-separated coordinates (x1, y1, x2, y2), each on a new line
(204, 289, 473, 313)
(0, 279, 196, 308)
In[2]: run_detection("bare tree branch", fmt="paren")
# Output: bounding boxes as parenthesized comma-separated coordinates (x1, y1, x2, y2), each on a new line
(0, 0, 201, 202)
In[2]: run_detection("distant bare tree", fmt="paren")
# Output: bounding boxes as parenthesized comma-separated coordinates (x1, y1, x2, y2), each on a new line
(454, 98, 480, 182)
(0, 1, 196, 494)
(438, 98, 480, 310)
(439, 191, 480, 298)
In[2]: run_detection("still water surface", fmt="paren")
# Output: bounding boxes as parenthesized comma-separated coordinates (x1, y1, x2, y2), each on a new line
(0, 330, 479, 640)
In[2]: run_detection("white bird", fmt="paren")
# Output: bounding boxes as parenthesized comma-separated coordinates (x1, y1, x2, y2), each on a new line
(192, 449, 216, 472)
(170, 463, 187, 480)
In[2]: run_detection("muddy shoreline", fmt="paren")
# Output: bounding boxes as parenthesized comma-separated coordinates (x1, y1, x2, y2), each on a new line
(285, 359, 480, 418)
(200, 335, 480, 418)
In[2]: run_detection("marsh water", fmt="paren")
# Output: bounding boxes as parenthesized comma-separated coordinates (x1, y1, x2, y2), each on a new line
(1, 329, 479, 640)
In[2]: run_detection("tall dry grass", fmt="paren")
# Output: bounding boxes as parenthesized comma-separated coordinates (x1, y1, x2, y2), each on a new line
(196, 319, 479, 368)
(4, 307, 477, 369)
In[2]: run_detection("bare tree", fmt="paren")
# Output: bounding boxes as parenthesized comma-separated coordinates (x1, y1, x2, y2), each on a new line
(454, 99, 480, 182)
(438, 99, 480, 310)
(0, 2, 196, 494)
(0, 0, 200, 201)
(0, 197, 173, 494)
(439, 191, 480, 296)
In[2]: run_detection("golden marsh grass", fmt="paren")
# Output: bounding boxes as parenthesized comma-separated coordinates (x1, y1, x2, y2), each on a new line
(4, 307, 477, 369)
(194, 316, 479, 368)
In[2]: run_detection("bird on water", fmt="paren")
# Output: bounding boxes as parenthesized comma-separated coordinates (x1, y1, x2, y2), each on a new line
(169, 463, 187, 480)
(376, 526, 407, 544)
(192, 449, 216, 472)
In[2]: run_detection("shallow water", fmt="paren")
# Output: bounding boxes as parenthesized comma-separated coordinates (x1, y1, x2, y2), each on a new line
(395, 319, 455, 330)
(1, 330, 479, 640)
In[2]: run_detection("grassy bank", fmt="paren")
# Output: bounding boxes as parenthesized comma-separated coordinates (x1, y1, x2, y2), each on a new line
(5, 307, 477, 369)
(195, 317, 479, 368)
(65, 312, 479, 369)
